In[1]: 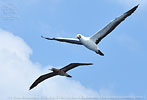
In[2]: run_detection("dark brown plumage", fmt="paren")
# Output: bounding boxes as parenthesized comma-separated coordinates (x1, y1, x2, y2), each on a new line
(29, 63, 93, 90)
(29, 72, 57, 90)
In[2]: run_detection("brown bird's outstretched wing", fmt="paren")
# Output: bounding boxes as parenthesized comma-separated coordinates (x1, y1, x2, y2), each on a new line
(90, 5, 139, 44)
(29, 72, 57, 90)
(60, 63, 93, 72)
(41, 36, 82, 45)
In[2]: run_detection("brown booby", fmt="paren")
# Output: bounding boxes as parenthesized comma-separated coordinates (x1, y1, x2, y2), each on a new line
(29, 63, 93, 90)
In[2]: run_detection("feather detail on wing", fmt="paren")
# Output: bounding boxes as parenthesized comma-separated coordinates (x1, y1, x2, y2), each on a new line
(41, 36, 82, 45)
(60, 63, 93, 72)
(90, 5, 139, 44)
(29, 72, 57, 90)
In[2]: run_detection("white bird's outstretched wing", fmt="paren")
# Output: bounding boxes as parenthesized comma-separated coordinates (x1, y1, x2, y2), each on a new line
(41, 36, 82, 45)
(90, 5, 139, 44)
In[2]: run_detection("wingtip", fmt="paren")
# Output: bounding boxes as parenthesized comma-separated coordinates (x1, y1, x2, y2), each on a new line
(85, 63, 93, 65)
(29, 85, 34, 90)
(89, 63, 93, 65)
(126, 4, 139, 15)
(133, 4, 139, 11)
(29, 87, 32, 90)
(41, 36, 53, 40)
(135, 4, 139, 9)
(41, 36, 45, 38)
(131, 4, 139, 11)
(80, 63, 93, 65)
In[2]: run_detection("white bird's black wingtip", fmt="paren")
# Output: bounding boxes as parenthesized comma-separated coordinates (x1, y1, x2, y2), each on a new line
(126, 4, 139, 14)
(41, 36, 53, 40)
(134, 4, 139, 8)
(135, 4, 139, 9)
(41, 36, 45, 39)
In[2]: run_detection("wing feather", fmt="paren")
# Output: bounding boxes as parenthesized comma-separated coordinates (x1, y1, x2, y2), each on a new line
(90, 5, 138, 44)
(61, 63, 93, 72)
(29, 72, 57, 90)
(41, 36, 82, 45)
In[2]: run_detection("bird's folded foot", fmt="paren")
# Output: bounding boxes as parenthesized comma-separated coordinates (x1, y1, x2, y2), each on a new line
(96, 50, 104, 56)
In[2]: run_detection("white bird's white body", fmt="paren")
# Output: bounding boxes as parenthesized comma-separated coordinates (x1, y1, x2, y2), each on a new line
(79, 35, 98, 52)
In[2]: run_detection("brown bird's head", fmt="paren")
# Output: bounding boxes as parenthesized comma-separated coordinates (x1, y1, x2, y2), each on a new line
(49, 68, 59, 72)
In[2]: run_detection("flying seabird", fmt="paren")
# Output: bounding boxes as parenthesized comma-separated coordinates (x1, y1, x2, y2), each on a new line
(41, 5, 138, 56)
(29, 63, 93, 90)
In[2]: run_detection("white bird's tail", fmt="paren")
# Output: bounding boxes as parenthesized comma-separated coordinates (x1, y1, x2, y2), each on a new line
(96, 50, 104, 56)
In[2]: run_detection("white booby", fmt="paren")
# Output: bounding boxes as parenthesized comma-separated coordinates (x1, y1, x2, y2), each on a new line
(41, 5, 139, 56)
(29, 63, 93, 90)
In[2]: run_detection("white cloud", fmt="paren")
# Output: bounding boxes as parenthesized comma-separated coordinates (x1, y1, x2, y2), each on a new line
(0, 29, 112, 100)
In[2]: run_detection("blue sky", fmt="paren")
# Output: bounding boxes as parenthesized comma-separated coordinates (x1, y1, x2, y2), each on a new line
(0, 0, 147, 99)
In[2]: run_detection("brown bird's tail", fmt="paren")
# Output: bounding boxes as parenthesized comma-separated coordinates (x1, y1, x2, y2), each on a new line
(66, 74, 72, 78)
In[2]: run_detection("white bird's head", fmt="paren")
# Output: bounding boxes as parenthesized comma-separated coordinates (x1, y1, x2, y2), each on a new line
(76, 34, 82, 39)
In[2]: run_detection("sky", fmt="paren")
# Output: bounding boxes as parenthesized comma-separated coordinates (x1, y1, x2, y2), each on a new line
(0, 0, 147, 100)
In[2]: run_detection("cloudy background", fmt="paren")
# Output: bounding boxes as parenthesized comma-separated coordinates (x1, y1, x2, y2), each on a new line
(0, 0, 146, 100)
